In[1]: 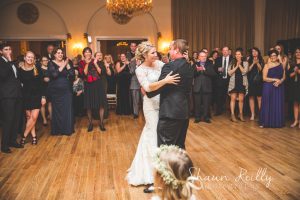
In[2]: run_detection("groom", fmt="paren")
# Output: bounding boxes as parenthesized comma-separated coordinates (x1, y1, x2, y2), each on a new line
(147, 39, 193, 149)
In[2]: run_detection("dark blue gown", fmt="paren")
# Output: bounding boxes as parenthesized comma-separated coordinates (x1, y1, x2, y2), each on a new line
(47, 61, 75, 135)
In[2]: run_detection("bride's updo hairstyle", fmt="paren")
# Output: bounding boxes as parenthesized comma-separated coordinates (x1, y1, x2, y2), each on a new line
(135, 41, 155, 62)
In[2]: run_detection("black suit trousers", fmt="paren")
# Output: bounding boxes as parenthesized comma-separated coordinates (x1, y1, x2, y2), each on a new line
(215, 79, 229, 114)
(157, 118, 189, 149)
(1, 98, 22, 150)
(194, 92, 211, 119)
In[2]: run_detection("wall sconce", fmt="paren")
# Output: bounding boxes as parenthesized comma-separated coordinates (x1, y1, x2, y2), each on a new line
(66, 33, 72, 40)
(87, 36, 92, 43)
(157, 32, 162, 40)
(84, 33, 92, 44)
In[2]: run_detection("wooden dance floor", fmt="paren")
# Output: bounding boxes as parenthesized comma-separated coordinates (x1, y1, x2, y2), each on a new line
(0, 113, 299, 200)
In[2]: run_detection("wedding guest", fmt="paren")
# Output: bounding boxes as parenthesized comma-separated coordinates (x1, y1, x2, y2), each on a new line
(45, 44, 54, 61)
(40, 56, 52, 125)
(128, 48, 142, 119)
(161, 55, 169, 64)
(274, 44, 288, 69)
(260, 50, 285, 128)
(214, 46, 233, 115)
(47, 47, 75, 135)
(208, 50, 219, 65)
(152, 145, 197, 200)
(247, 47, 264, 120)
(191, 51, 198, 65)
(78, 48, 108, 131)
(73, 69, 84, 117)
(228, 49, 249, 122)
(193, 51, 216, 123)
(104, 54, 116, 94)
(116, 53, 132, 115)
(19, 51, 46, 145)
(0, 43, 23, 153)
(288, 48, 300, 128)
(95, 51, 111, 119)
(72, 57, 79, 71)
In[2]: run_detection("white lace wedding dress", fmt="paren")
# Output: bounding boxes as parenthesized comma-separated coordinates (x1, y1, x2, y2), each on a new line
(126, 60, 164, 186)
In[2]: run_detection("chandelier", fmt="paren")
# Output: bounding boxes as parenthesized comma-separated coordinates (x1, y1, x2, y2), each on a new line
(106, 0, 153, 24)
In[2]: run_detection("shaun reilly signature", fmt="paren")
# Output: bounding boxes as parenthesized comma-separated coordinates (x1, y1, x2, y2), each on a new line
(189, 167, 272, 190)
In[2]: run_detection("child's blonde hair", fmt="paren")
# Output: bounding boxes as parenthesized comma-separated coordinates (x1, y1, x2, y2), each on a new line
(154, 145, 196, 200)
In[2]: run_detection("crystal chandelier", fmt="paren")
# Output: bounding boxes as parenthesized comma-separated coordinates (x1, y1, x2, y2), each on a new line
(106, 0, 152, 24)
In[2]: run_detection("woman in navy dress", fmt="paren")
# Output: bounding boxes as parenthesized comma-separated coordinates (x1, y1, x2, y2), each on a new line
(260, 50, 285, 128)
(47, 48, 75, 135)
(19, 51, 46, 145)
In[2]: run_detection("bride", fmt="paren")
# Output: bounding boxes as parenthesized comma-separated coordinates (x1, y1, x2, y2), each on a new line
(126, 41, 180, 192)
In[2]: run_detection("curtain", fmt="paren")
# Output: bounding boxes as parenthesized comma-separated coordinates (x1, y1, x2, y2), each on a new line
(172, 0, 254, 53)
(264, 0, 300, 52)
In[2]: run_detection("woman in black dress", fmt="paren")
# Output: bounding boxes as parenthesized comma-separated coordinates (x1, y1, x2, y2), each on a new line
(19, 51, 46, 145)
(228, 50, 249, 122)
(95, 52, 111, 119)
(247, 47, 264, 120)
(288, 48, 300, 128)
(47, 48, 75, 135)
(40, 56, 52, 125)
(105, 54, 116, 94)
(78, 48, 109, 132)
(115, 53, 132, 115)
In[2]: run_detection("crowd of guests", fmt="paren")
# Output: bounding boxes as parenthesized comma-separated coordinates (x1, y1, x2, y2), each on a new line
(0, 41, 299, 153)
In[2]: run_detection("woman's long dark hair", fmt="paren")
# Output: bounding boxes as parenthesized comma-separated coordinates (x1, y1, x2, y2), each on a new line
(230, 49, 244, 69)
(248, 47, 264, 65)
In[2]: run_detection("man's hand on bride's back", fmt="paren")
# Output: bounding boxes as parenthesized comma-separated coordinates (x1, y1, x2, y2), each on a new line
(164, 71, 180, 85)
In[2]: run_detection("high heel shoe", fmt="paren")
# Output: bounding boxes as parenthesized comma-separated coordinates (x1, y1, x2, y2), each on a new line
(290, 121, 299, 128)
(99, 123, 106, 131)
(231, 114, 237, 122)
(87, 123, 93, 132)
(239, 114, 245, 122)
(32, 137, 37, 145)
(20, 137, 26, 145)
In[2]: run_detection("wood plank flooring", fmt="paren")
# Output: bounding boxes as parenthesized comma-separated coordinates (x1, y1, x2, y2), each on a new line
(0, 113, 299, 200)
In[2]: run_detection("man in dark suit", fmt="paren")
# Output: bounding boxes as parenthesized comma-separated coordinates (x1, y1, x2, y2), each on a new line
(147, 39, 193, 149)
(45, 44, 54, 61)
(214, 46, 233, 115)
(193, 51, 216, 123)
(0, 43, 23, 153)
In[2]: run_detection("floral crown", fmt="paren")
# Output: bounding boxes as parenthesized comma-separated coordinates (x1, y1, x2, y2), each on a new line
(153, 145, 199, 190)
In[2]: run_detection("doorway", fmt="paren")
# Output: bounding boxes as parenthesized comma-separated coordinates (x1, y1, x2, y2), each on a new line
(96, 38, 147, 62)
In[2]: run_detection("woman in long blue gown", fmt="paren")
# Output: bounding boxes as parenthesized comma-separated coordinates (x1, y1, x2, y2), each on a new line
(259, 49, 285, 128)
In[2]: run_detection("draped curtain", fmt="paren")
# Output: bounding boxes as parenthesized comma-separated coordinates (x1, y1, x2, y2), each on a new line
(264, 0, 300, 52)
(172, 0, 254, 53)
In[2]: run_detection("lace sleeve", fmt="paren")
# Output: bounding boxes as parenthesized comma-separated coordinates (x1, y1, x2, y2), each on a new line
(136, 67, 150, 92)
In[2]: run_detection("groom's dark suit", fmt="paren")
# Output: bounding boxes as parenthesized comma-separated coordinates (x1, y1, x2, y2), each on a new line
(147, 58, 193, 149)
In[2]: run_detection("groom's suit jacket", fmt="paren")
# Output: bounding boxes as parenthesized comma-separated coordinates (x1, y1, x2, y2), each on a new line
(146, 57, 194, 119)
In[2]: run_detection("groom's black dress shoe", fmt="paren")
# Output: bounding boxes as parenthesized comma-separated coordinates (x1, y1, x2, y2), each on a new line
(143, 186, 154, 193)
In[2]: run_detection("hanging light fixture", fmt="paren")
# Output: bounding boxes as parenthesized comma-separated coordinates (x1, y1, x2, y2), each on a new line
(106, 0, 153, 24)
